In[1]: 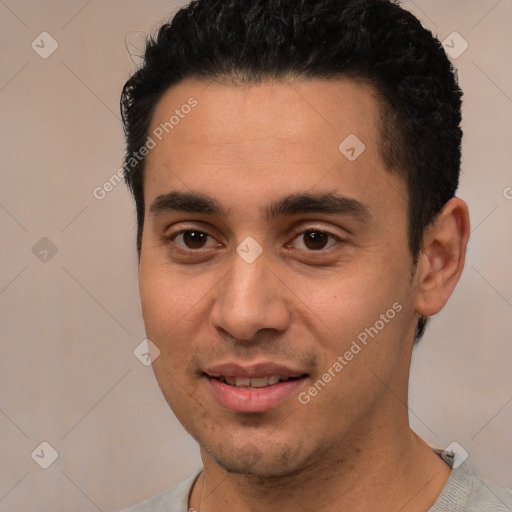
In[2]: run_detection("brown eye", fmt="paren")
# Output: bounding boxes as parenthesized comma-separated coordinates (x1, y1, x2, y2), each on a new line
(303, 230, 329, 250)
(182, 231, 208, 248)
(172, 230, 216, 250)
(289, 229, 341, 252)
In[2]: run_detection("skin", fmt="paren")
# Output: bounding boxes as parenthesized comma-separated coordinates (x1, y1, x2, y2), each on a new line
(138, 77, 470, 512)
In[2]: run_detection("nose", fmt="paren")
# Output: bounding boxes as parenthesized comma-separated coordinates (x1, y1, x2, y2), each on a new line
(210, 249, 291, 343)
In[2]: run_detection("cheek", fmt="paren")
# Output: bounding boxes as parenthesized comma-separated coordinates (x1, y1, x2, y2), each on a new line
(139, 260, 200, 329)
(139, 268, 174, 335)
(303, 283, 407, 415)
(138, 267, 195, 370)
(297, 258, 408, 368)
(138, 265, 204, 414)
(138, 262, 216, 372)
(298, 266, 397, 331)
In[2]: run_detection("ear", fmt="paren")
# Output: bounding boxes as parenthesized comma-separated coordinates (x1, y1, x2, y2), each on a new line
(414, 198, 470, 317)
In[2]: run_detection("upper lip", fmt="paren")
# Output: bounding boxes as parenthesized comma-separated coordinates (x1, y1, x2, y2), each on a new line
(204, 362, 307, 379)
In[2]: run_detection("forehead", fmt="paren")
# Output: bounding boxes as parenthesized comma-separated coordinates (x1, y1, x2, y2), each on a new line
(143, 77, 407, 222)
(148, 77, 380, 160)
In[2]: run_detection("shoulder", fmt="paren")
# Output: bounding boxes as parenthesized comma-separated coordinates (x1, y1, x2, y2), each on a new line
(467, 473, 512, 511)
(119, 470, 202, 512)
(430, 460, 512, 512)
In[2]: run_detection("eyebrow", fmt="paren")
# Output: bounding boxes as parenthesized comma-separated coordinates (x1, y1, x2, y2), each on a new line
(149, 190, 371, 222)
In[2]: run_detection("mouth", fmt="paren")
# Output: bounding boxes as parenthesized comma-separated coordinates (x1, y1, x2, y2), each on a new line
(203, 363, 309, 413)
(211, 374, 307, 389)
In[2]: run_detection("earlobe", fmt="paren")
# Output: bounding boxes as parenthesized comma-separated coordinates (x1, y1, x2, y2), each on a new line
(414, 198, 470, 317)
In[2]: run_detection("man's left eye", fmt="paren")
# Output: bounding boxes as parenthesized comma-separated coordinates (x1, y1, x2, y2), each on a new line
(289, 230, 341, 251)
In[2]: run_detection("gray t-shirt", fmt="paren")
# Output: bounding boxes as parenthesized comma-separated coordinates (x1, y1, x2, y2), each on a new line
(121, 457, 512, 512)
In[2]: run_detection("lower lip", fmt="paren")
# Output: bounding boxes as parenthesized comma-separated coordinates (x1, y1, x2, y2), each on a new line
(206, 376, 307, 413)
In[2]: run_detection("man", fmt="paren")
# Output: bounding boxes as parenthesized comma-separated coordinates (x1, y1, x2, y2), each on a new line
(119, 0, 512, 510)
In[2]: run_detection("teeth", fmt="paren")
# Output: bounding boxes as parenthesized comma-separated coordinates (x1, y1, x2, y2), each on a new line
(248, 377, 270, 388)
(235, 377, 252, 387)
(219, 376, 295, 388)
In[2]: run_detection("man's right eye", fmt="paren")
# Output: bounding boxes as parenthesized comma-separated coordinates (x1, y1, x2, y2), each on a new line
(167, 229, 219, 250)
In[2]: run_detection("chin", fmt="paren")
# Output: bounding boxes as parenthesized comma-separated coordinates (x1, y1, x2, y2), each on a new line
(203, 439, 313, 478)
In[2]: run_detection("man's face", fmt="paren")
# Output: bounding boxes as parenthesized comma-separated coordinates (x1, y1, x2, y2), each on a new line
(139, 78, 420, 477)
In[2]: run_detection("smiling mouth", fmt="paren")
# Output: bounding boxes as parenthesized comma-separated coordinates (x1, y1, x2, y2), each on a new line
(212, 375, 307, 389)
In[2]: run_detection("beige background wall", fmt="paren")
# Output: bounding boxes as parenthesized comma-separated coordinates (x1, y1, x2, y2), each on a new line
(0, 1, 511, 510)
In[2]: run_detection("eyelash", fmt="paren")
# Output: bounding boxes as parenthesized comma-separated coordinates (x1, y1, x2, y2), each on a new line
(163, 226, 344, 253)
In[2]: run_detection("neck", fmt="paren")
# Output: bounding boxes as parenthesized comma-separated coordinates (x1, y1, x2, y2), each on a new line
(189, 420, 451, 512)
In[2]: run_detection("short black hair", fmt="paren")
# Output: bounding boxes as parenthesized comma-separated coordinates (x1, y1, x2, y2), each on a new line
(120, 0, 463, 342)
